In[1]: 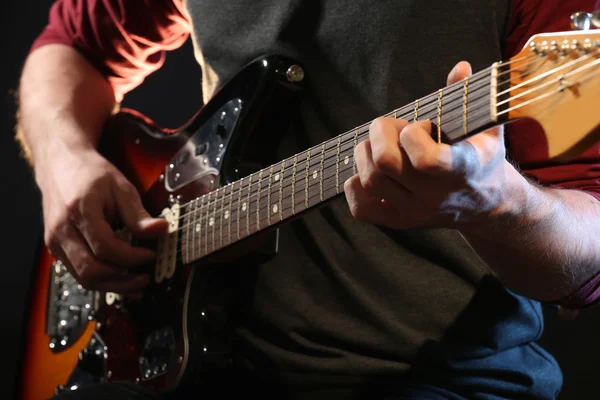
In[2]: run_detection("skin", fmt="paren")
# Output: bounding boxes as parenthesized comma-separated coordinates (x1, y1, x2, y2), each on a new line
(344, 61, 600, 302)
(18, 44, 168, 296)
(18, 44, 600, 302)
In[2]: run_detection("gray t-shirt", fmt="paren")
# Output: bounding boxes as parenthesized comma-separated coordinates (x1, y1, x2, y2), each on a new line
(183, 0, 555, 391)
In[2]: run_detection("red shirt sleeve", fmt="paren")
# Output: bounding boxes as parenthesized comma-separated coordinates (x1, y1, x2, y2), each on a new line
(503, 0, 600, 309)
(503, 0, 600, 198)
(30, 0, 191, 102)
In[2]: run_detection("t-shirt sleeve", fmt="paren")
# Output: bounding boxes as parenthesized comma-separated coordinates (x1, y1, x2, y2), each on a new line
(503, 0, 600, 309)
(30, 0, 191, 102)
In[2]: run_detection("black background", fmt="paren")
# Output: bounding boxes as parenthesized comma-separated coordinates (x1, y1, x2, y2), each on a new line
(1, 1, 598, 399)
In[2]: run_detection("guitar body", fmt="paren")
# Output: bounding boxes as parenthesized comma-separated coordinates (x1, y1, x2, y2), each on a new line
(19, 54, 306, 398)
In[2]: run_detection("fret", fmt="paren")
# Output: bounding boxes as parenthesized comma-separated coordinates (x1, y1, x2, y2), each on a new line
(204, 191, 210, 255)
(227, 182, 233, 245)
(267, 166, 273, 226)
(197, 196, 204, 258)
(219, 186, 225, 248)
(188, 199, 195, 262)
(278, 160, 285, 221)
(211, 190, 218, 251)
(463, 77, 469, 136)
(236, 177, 243, 240)
(352, 129, 358, 175)
(257, 170, 263, 231)
(246, 174, 252, 236)
(183, 201, 189, 264)
(437, 89, 443, 143)
(335, 136, 341, 194)
(414, 100, 419, 121)
(292, 155, 298, 215)
(304, 149, 311, 210)
(193, 197, 200, 259)
(319, 143, 325, 201)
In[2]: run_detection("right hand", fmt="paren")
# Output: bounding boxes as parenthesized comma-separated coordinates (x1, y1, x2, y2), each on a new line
(37, 148, 169, 295)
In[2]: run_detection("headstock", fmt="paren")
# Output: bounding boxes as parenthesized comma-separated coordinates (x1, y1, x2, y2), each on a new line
(503, 30, 600, 161)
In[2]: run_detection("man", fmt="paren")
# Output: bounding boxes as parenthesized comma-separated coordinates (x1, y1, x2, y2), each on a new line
(17, 0, 600, 398)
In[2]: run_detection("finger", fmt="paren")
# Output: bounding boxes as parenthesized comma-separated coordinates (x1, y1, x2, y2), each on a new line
(72, 193, 158, 267)
(343, 175, 405, 227)
(53, 243, 149, 295)
(447, 61, 472, 85)
(368, 117, 410, 181)
(355, 139, 413, 203)
(399, 120, 453, 176)
(59, 222, 150, 292)
(113, 179, 169, 238)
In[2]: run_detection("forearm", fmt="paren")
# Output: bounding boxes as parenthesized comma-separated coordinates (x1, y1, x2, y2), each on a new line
(461, 163, 600, 302)
(17, 44, 116, 181)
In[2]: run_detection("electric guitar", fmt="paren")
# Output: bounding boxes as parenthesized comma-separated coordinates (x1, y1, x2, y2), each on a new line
(19, 29, 600, 399)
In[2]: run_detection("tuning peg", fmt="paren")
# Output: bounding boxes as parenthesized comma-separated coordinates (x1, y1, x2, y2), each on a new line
(592, 10, 600, 28)
(571, 11, 592, 30)
(572, 10, 600, 30)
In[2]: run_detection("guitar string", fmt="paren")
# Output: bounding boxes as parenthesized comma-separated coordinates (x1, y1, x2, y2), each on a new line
(171, 49, 596, 228)
(173, 56, 600, 258)
(170, 50, 595, 255)
(156, 54, 539, 221)
(173, 100, 492, 236)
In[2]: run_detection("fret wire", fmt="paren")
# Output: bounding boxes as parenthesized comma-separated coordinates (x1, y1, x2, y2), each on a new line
(335, 136, 341, 194)
(292, 155, 297, 214)
(174, 70, 496, 238)
(181, 89, 494, 240)
(267, 166, 273, 226)
(278, 160, 285, 221)
(227, 183, 233, 244)
(183, 201, 189, 264)
(204, 191, 210, 255)
(353, 128, 358, 175)
(304, 149, 311, 210)
(437, 89, 443, 143)
(257, 170, 263, 231)
(219, 186, 225, 248)
(414, 100, 419, 121)
(198, 196, 204, 257)
(190, 199, 195, 261)
(181, 100, 493, 251)
(236, 177, 243, 240)
(212, 188, 217, 251)
(246, 174, 252, 236)
(319, 143, 325, 201)
(463, 77, 469, 135)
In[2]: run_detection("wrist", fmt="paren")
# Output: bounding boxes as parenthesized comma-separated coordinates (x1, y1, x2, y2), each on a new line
(34, 137, 99, 189)
(461, 162, 552, 237)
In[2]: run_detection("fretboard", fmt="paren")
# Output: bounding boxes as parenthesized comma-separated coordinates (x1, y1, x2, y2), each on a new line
(179, 65, 498, 264)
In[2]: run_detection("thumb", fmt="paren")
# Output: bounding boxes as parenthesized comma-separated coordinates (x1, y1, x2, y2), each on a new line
(447, 61, 472, 86)
(113, 181, 169, 238)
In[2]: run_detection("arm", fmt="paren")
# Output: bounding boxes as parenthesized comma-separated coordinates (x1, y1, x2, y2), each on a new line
(345, 0, 600, 305)
(459, 169, 600, 302)
(344, 63, 600, 304)
(17, 0, 189, 294)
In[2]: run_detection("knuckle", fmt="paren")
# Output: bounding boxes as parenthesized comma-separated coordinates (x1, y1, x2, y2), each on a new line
(65, 196, 83, 217)
(348, 202, 368, 222)
(412, 153, 438, 173)
(373, 151, 398, 175)
(369, 117, 386, 135)
(90, 238, 111, 259)
(362, 171, 384, 195)
(76, 260, 98, 289)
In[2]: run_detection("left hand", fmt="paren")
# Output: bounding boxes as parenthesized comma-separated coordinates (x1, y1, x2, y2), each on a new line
(344, 61, 512, 229)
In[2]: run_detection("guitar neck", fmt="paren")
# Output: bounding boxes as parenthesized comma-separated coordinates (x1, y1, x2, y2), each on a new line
(179, 64, 501, 264)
